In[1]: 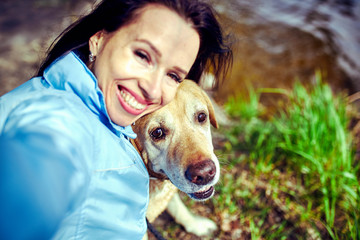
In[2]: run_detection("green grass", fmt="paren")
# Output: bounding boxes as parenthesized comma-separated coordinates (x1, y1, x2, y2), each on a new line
(217, 72, 360, 239)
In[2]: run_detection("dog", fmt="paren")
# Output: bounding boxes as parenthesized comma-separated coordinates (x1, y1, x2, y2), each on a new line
(131, 80, 220, 239)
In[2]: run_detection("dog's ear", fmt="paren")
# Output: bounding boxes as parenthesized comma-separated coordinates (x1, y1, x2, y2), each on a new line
(130, 137, 143, 155)
(130, 128, 150, 166)
(201, 90, 219, 129)
(131, 123, 145, 155)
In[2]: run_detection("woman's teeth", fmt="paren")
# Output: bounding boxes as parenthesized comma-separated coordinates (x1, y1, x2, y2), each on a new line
(120, 89, 146, 110)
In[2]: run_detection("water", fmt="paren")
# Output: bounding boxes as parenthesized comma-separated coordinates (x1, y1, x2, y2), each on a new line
(212, 0, 360, 100)
(0, 0, 359, 98)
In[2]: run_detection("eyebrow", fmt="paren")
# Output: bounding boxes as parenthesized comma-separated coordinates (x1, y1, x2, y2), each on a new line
(136, 39, 189, 76)
(174, 66, 188, 76)
(136, 39, 162, 57)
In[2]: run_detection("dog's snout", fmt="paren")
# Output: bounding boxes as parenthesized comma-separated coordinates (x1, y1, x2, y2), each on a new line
(185, 160, 216, 185)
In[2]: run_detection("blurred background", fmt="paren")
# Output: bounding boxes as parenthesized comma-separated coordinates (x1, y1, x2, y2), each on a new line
(1, 0, 359, 239)
(0, 0, 95, 96)
(1, 0, 359, 98)
(211, 0, 360, 101)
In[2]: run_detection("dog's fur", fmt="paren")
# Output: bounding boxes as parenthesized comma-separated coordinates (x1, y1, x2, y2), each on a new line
(132, 80, 220, 238)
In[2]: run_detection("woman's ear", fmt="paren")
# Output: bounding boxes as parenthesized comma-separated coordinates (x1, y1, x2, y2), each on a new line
(89, 30, 106, 56)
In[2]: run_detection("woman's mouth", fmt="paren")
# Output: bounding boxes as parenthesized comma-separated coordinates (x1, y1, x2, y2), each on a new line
(117, 87, 148, 115)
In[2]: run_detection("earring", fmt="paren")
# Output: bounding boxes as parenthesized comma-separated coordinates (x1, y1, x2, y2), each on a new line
(89, 52, 96, 62)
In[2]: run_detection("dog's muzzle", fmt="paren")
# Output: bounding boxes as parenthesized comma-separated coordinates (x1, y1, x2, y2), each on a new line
(184, 160, 217, 201)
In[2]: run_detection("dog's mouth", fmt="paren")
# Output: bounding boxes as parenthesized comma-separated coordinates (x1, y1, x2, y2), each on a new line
(188, 186, 214, 201)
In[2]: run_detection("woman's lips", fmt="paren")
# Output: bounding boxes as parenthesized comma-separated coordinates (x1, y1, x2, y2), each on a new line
(117, 86, 148, 115)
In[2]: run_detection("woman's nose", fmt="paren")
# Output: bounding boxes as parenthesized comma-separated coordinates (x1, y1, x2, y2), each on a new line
(139, 71, 163, 101)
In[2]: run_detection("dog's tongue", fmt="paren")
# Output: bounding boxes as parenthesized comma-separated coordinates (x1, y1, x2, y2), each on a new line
(190, 186, 214, 200)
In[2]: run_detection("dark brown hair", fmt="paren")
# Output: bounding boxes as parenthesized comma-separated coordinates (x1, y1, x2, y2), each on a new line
(37, 0, 232, 88)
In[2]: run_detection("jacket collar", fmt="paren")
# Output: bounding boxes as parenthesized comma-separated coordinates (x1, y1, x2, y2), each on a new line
(43, 51, 137, 139)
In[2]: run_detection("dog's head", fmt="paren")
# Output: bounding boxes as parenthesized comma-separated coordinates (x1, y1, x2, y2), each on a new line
(132, 80, 220, 201)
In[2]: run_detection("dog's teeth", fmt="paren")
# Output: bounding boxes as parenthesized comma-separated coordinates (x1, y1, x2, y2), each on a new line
(199, 186, 211, 192)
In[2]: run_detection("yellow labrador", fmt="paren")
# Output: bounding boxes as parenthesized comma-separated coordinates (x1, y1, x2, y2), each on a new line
(132, 80, 220, 238)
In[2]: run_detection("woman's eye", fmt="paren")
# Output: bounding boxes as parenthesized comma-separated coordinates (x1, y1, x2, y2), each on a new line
(198, 113, 207, 123)
(135, 50, 150, 63)
(151, 128, 165, 140)
(167, 72, 182, 83)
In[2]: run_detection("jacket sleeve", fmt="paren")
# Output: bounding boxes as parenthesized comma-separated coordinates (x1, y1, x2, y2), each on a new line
(0, 95, 91, 240)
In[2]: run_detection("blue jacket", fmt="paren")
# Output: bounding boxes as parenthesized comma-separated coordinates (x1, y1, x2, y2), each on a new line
(0, 52, 149, 239)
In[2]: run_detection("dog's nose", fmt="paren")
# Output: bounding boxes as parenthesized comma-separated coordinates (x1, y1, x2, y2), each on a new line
(185, 160, 216, 185)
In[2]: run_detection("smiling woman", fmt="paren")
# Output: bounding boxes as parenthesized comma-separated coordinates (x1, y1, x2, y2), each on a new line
(88, 4, 200, 126)
(0, 0, 232, 239)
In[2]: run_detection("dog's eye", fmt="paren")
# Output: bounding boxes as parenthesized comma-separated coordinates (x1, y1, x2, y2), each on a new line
(198, 113, 207, 123)
(151, 128, 165, 140)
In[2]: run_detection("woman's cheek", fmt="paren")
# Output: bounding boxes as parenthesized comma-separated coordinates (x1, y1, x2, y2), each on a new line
(122, 58, 144, 77)
(163, 84, 179, 105)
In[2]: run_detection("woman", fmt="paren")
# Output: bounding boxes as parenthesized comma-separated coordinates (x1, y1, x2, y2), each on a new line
(0, 0, 232, 239)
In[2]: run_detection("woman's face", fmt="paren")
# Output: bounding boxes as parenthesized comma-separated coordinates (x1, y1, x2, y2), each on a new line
(89, 4, 200, 126)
